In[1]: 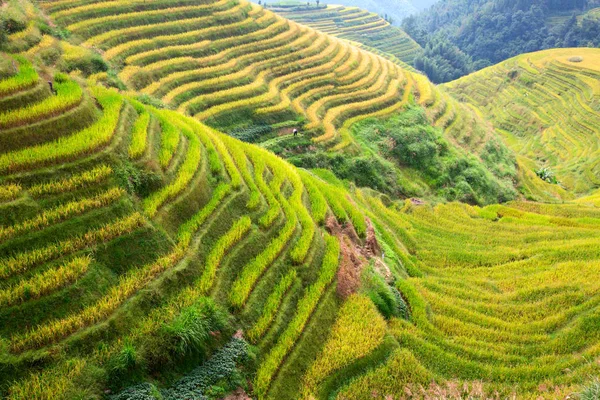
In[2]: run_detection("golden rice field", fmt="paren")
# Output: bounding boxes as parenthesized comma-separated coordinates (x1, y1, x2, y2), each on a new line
(444, 48, 600, 201)
(270, 4, 423, 67)
(31, 0, 498, 157)
(1, 1, 600, 399)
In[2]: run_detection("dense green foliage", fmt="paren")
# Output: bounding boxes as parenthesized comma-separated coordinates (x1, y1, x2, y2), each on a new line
(303, 106, 516, 204)
(404, 0, 600, 81)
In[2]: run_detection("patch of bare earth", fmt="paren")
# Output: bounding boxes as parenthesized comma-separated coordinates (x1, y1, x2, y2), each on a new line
(326, 216, 387, 298)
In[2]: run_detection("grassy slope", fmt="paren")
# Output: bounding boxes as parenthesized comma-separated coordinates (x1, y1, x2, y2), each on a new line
(444, 48, 600, 201)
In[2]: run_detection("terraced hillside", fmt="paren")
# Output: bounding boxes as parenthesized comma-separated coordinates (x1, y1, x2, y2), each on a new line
(444, 48, 600, 201)
(30, 0, 517, 204)
(0, 53, 372, 399)
(270, 4, 424, 67)
(2, 57, 600, 399)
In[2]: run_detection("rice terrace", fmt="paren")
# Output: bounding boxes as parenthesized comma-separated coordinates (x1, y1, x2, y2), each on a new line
(0, 0, 599, 398)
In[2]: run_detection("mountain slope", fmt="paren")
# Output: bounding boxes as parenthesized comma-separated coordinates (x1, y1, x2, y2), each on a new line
(0, 55, 367, 398)
(30, 0, 517, 204)
(444, 48, 600, 201)
(319, 0, 419, 25)
(2, 6, 600, 400)
(2, 61, 600, 400)
(270, 4, 423, 67)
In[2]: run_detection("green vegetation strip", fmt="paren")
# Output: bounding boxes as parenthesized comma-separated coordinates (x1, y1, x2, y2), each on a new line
(254, 233, 340, 396)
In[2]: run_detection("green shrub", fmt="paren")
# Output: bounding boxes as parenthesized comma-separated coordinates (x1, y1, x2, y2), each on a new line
(161, 298, 228, 357)
(114, 161, 163, 199)
(362, 267, 407, 320)
(580, 377, 600, 400)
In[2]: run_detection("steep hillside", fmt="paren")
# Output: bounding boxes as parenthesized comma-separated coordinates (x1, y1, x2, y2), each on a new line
(29, 0, 517, 204)
(0, 54, 370, 399)
(444, 48, 600, 201)
(312, 0, 419, 25)
(270, 4, 423, 66)
(2, 56, 600, 400)
(3, 6, 600, 400)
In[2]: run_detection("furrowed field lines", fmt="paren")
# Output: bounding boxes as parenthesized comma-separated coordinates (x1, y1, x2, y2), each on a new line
(247, 269, 297, 343)
(144, 116, 201, 216)
(0, 213, 145, 279)
(255, 234, 340, 397)
(0, 86, 122, 173)
(364, 200, 600, 394)
(28, 164, 112, 197)
(248, 152, 282, 229)
(301, 294, 387, 398)
(0, 256, 91, 307)
(0, 76, 82, 129)
(220, 135, 261, 209)
(128, 103, 151, 159)
(80, 0, 238, 48)
(177, 182, 230, 248)
(272, 4, 423, 65)
(43, 0, 430, 147)
(9, 249, 184, 352)
(229, 185, 298, 308)
(156, 110, 181, 170)
(0, 187, 125, 242)
(445, 48, 600, 197)
(198, 216, 251, 293)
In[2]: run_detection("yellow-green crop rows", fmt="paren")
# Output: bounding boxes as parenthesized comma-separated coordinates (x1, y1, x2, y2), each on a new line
(0, 57, 376, 399)
(2, 2, 600, 399)
(272, 4, 423, 66)
(34, 0, 442, 150)
(445, 48, 600, 199)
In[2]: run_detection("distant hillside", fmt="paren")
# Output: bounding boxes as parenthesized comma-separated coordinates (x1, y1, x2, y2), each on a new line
(444, 48, 600, 201)
(409, 0, 439, 10)
(403, 0, 600, 81)
(323, 0, 418, 24)
(270, 4, 424, 66)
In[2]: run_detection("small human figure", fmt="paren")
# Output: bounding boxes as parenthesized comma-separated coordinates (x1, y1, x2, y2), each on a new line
(293, 128, 298, 137)
(48, 80, 55, 95)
